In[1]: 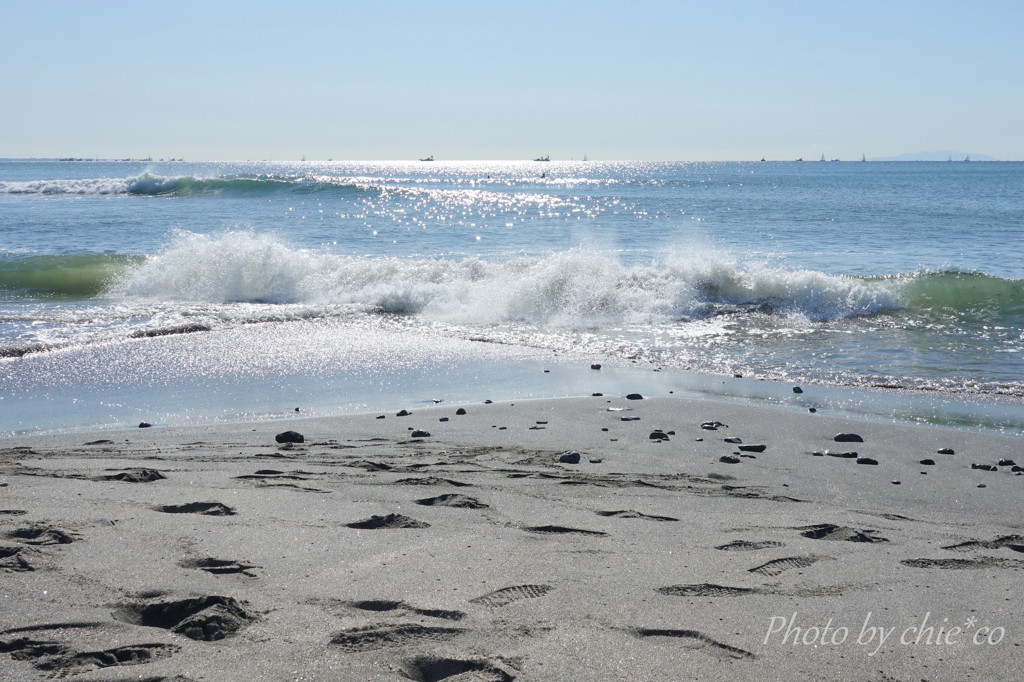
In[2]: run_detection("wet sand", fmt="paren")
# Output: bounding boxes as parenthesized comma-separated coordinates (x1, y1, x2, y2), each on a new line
(2, 395, 1022, 681)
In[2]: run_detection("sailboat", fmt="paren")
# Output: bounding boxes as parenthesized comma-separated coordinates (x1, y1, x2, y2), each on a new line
(862, 153, 866, 162)
(820, 154, 826, 162)
(583, 153, 588, 162)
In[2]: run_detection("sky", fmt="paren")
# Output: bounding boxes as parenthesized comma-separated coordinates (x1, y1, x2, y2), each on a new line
(2, 1, 1022, 161)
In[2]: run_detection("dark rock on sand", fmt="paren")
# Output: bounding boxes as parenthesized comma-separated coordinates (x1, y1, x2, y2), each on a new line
(484, 399, 493, 404)
(723, 437, 742, 444)
(919, 459, 935, 466)
(834, 433, 864, 443)
(139, 422, 152, 428)
(792, 386, 803, 393)
(559, 452, 581, 464)
(856, 458, 878, 465)
(439, 417, 449, 422)
(456, 408, 467, 415)
(275, 431, 304, 444)
(396, 410, 411, 417)
(376, 415, 386, 419)
(1013, 466, 1024, 473)
(592, 392, 603, 396)
(626, 393, 644, 400)
(591, 364, 602, 370)
(808, 408, 817, 413)
(649, 432, 669, 441)
(972, 463, 997, 471)
(738, 444, 767, 453)
(411, 430, 431, 438)
(719, 456, 741, 464)
(701, 421, 727, 430)
(937, 448, 955, 455)
(998, 459, 1016, 467)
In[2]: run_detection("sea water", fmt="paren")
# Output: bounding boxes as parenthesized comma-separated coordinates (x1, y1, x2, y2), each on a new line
(2, 159, 1023, 436)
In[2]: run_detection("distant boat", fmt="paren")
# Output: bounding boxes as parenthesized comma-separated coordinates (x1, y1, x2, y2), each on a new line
(862, 153, 866, 162)
(301, 155, 306, 161)
(583, 153, 588, 161)
(965, 155, 971, 162)
(534, 156, 550, 162)
(820, 154, 826, 162)
(796, 158, 803, 162)
(760, 158, 766, 162)
(420, 155, 434, 161)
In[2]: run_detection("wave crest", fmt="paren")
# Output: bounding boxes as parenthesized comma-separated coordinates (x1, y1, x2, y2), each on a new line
(0, 173, 360, 196)
(112, 231, 917, 324)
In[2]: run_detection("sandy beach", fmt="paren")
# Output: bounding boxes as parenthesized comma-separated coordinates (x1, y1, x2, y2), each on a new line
(2, 394, 1022, 681)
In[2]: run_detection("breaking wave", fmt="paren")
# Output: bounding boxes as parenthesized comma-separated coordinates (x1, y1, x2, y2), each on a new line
(106, 230, 1021, 326)
(0, 173, 362, 196)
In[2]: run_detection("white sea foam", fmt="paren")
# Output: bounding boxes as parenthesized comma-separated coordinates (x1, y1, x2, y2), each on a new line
(114, 231, 906, 324)
(0, 176, 145, 194)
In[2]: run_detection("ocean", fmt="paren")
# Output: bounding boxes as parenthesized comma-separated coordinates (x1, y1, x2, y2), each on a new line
(2, 159, 1023, 436)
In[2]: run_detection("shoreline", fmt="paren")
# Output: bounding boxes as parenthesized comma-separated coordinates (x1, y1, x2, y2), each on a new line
(5, 355, 1024, 439)
(2, 396, 1022, 679)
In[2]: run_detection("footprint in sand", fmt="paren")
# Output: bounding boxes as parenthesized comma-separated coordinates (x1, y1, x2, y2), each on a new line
(112, 595, 255, 641)
(748, 555, 834, 576)
(346, 514, 430, 529)
(470, 584, 553, 608)
(154, 502, 236, 516)
(628, 628, 754, 660)
(401, 656, 515, 682)
(329, 623, 465, 652)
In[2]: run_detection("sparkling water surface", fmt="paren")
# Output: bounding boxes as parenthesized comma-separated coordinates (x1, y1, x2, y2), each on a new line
(2, 160, 1023, 435)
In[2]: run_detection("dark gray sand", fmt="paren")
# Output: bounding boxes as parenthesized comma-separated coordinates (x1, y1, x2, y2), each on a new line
(2, 396, 1022, 680)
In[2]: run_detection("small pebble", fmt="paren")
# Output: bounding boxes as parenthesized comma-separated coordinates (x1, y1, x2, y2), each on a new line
(937, 448, 954, 455)
(792, 386, 803, 393)
(892, 480, 901, 485)
(588, 457, 602, 463)
(978, 484, 987, 488)
(439, 417, 449, 422)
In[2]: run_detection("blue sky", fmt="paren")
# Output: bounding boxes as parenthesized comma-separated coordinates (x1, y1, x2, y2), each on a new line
(2, 1, 1021, 160)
